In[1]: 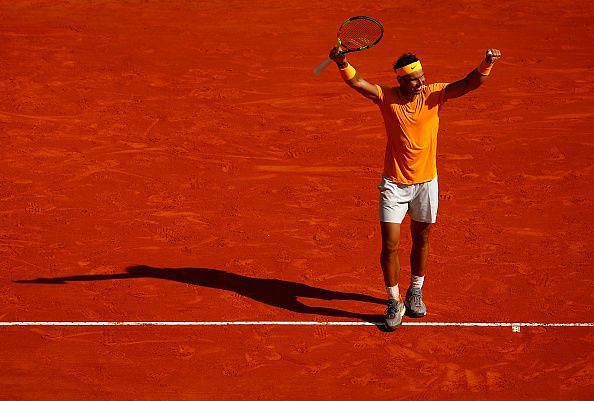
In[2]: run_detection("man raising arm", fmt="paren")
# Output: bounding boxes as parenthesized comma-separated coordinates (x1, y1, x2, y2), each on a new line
(329, 46, 501, 330)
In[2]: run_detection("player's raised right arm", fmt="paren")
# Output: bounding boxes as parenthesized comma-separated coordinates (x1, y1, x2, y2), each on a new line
(329, 46, 379, 102)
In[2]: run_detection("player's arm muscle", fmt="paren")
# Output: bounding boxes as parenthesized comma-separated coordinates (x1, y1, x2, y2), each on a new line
(345, 74, 379, 102)
(444, 69, 487, 100)
(445, 49, 501, 100)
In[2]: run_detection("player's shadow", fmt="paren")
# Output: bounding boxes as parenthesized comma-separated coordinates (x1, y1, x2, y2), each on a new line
(15, 265, 386, 326)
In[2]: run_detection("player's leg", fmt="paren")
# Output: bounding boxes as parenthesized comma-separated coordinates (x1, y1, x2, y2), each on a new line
(405, 220, 431, 317)
(380, 221, 406, 329)
(410, 220, 431, 278)
(380, 221, 401, 289)
(378, 176, 410, 329)
(406, 177, 438, 317)
(378, 176, 410, 292)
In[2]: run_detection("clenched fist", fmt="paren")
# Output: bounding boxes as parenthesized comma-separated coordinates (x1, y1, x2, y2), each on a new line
(485, 49, 502, 64)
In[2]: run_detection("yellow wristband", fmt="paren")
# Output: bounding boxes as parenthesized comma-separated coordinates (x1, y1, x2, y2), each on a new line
(339, 63, 357, 80)
(478, 59, 494, 76)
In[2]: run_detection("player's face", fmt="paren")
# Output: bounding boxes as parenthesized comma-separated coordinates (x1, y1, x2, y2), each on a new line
(397, 69, 426, 96)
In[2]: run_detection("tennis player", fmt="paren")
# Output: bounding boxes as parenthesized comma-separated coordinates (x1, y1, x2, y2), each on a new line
(329, 46, 502, 330)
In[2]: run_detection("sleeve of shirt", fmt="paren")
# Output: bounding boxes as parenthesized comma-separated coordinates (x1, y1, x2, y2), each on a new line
(429, 83, 449, 106)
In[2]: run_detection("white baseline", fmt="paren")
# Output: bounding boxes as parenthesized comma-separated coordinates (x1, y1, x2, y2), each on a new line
(0, 321, 592, 327)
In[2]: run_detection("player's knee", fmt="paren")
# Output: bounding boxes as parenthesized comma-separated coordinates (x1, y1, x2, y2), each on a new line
(381, 238, 400, 254)
(412, 231, 430, 246)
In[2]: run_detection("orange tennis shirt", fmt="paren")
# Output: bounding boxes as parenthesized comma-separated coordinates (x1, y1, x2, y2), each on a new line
(375, 83, 449, 185)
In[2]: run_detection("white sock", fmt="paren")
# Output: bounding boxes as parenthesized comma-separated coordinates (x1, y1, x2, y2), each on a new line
(410, 275, 425, 289)
(386, 284, 399, 300)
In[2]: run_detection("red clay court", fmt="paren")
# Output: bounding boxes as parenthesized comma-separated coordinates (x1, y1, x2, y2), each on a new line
(1, 1, 593, 400)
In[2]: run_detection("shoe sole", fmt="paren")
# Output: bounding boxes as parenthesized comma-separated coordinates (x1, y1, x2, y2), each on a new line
(404, 310, 426, 318)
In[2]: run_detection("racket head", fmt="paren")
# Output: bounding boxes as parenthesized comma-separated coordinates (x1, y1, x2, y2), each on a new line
(337, 16, 384, 54)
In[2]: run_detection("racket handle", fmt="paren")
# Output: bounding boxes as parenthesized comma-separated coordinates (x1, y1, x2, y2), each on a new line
(313, 57, 333, 75)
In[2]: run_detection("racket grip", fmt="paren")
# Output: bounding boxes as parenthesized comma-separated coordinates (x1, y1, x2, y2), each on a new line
(313, 57, 333, 75)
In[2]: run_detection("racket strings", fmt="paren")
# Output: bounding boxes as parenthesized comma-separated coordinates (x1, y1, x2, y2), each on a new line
(339, 20, 382, 50)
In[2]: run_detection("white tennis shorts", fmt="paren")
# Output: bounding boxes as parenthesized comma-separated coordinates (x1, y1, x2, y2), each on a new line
(378, 176, 439, 224)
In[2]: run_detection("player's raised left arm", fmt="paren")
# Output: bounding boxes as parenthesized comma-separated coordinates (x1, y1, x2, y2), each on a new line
(444, 49, 502, 100)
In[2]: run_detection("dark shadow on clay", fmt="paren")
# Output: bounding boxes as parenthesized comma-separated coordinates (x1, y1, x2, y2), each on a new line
(15, 265, 387, 326)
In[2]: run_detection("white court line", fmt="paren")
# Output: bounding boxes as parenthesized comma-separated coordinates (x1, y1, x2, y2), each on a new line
(0, 321, 592, 327)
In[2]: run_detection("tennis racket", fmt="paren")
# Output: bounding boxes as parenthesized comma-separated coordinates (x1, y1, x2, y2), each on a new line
(313, 16, 384, 75)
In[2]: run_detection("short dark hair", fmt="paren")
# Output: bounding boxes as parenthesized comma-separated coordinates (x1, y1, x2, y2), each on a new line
(393, 53, 419, 71)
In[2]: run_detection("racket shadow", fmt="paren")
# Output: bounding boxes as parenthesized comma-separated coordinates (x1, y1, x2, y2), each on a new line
(15, 265, 386, 326)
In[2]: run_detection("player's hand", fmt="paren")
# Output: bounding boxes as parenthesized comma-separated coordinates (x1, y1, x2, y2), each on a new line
(485, 48, 502, 64)
(329, 46, 347, 66)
